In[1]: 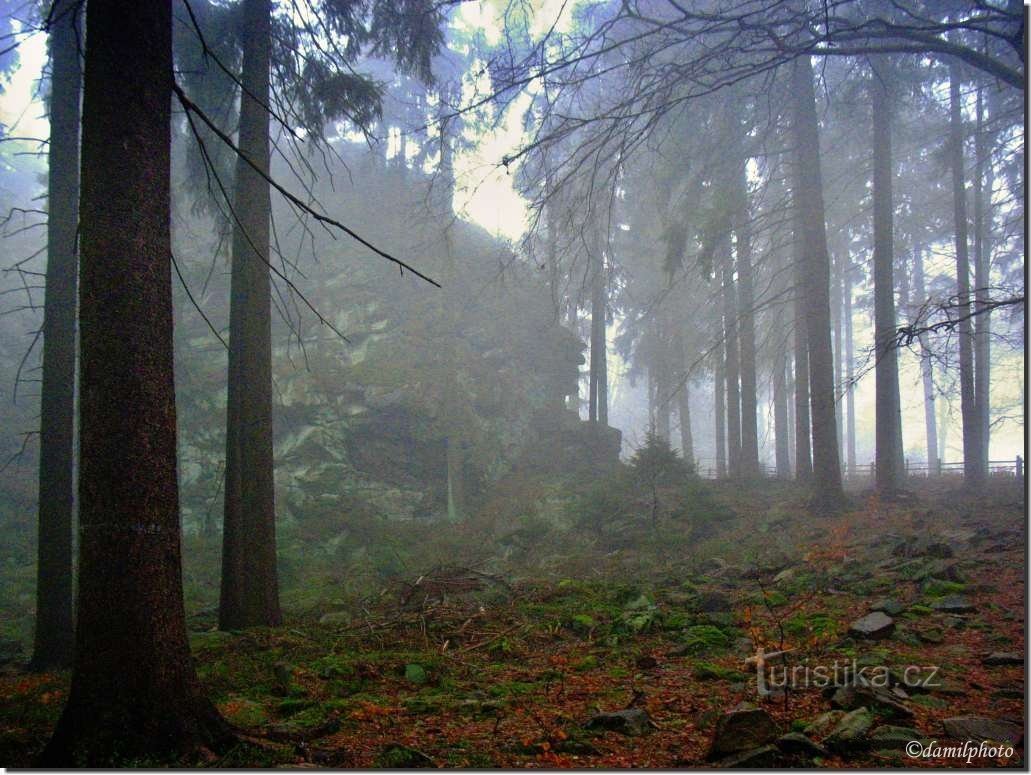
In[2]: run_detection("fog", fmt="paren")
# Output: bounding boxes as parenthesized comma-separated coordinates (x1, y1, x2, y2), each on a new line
(0, 0, 1024, 768)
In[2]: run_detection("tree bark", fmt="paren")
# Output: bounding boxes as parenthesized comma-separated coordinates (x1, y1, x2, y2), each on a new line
(948, 65, 983, 489)
(32, 0, 81, 672)
(588, 239, 607, 425)
(676, 347, 694, 467)
(220, 0, 282, 630)
(843, 250, 857, 476)
(912, 245, 939, 474)
(832, 246, 844, 469)
(870, 57, 905, 495)
(721, 243, 741, 476)
(40, 0, 230, 762)
(773, 325, 791, 479)
(791, 211, 812, 481)
(729, 109, 759, 477)
(791, 55, 844, 512)
(714, 350, 726, 478)
(973, 79, 992, 476)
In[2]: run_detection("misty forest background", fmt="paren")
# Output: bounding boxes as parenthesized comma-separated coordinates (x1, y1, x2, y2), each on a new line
(0, 0, 1025, 767)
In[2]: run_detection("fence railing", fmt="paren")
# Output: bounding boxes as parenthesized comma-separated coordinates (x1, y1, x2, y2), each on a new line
(689, 456, 1024, 481)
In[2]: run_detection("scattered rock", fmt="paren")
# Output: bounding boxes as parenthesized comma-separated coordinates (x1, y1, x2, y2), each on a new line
(942, 716, 1022, 746)
(635, 654, 659, 670)
(803, 710, 845, 741)
(375, 743, 436, 768)
(892, 537, 954, 559)
(697, 591, 732, 612)
(917, 627, 944, 644)
(404, 663, 428, 685)
(848, 611, 895, 640)
(824, 708, 874, 754)
(585, 708, 654, 737)
(707, 703, 779, 758)
(775, 732, 830, 758)
(991, 688, 1024, 700)
(931, 595, 976, 614)
(983, 652, 1022, 666)
(318, 611, 351, 627)
(715, 745, 780, 767)
(870, 599, 904, 616)
(830, 685, 913, 718)
(868, 725, 923, 751)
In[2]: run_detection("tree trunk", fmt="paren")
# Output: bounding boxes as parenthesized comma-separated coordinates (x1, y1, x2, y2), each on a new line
(773, 325, 791, 479)
(714, 351, 726, 478)
(729, 110, 759, 476)
(677, 360, 694, 467)
(870, 58, 905, 495)
(40, 0, 230, 762)
(220, 0, 281, 630)
(948, 65, 982, 489)
(32, 0, 81, 672)
(912, 245, 939, 474)
(973, 79, 992, 475)
(843, 250, 857, 476)
(721, 243, 741, 476)
(832, 246, 844, 469)
(791, 218, 812, 481)
(588, 240, 607, 424)
(791, 55, 844, 512)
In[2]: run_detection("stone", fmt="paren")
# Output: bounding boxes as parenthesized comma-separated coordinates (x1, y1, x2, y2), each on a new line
(775, 732, 830, 758)
(824, 708, 874, 754)
(375, 743, 436, 768)
(868, 725, 923, 751)
(917, 627, 944, 644)
(983, 652, 1022, 666)
(848, 611, 895, 640)
(697, 590, 732, 612)
(715, 745, 781, 768)
(585, 708, 654, 737)
(830, 685, 913, 718)
(870, 598, 904, 616)
(803, 710, 845, 741)
(404, 663, 428, 685)
(707, 703, 779, 758)
(942, 716, 1022, 746)
(318, 611, 352, 626)
(931, 595, 975, 614)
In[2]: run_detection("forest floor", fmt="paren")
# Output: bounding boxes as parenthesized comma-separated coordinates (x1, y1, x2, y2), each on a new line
(0, 479, 1024, 768)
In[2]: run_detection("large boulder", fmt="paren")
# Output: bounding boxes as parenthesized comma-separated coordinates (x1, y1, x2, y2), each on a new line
(942, 716, 1022, 746)
(715, 745, 781, 768)
(584, 708, 654, 736)
(824, 708, 874, 754)
(708, 703, 779, 759)
(848, 611, 895, 640)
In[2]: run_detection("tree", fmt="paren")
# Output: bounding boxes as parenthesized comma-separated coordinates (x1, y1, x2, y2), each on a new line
(948, 64, 982, 489)
(31, 0, 80, 672)
(220, 0, 281, 631)
(791, 55, 844, 512)
(40, 0, 230, 763)
(870, 56, 905, 495)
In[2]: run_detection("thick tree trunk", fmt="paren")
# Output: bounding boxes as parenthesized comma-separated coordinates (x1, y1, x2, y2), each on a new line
(40, 0, 230, 762)
(220, 0, 281, 630)
(843, 251, 857, 476)
(912, 246, 939, 474)
(588, 241, 607, 424)
(729, 112, 759, 476)
(677, 380, 693, 467)
(973, 81, 992, 475)
(832, 247, 844, 468)
(714, 352, 726, 478)
(721, 245, 741, 476)
(948, 65, 982, 489)
(791, 228, 812, 481)
(791, 55, 844, 512)
(773, 326, 791, 479)
(870, 58, 905, 495)
(32, 0, 81, 672)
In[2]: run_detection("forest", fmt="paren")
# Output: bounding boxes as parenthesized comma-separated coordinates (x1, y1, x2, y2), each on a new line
(0, 0, 1024, 768)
